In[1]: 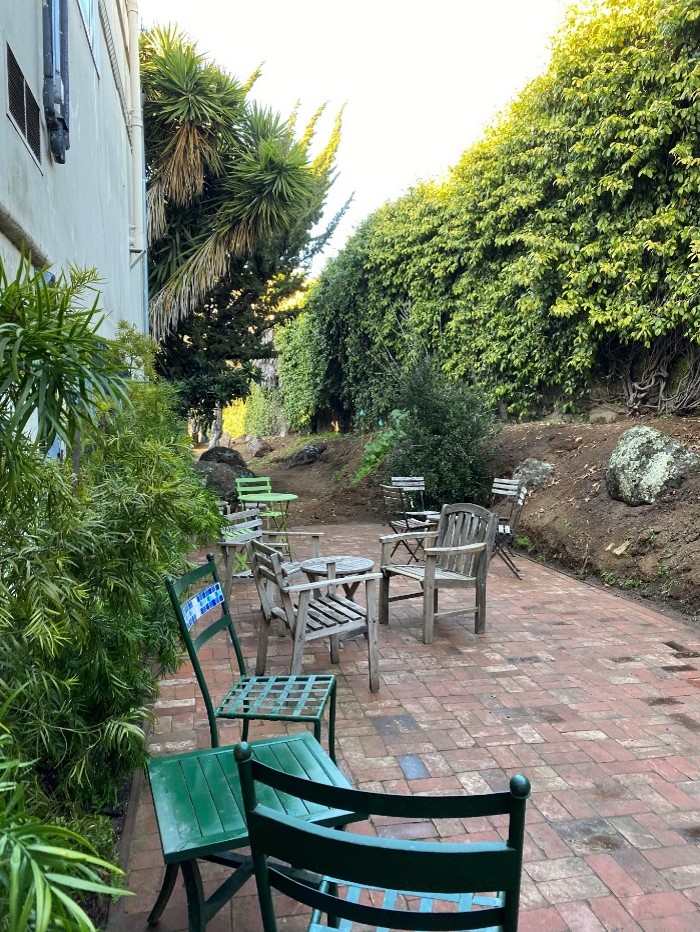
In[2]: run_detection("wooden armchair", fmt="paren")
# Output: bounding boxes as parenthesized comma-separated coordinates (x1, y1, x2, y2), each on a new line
(219, 507, 324, 601)
(236, 740, 531, 932)
(247, 539, 381, 691)
(379, 503, 497, 643)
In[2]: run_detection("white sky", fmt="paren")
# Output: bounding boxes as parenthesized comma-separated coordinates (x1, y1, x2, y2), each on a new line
(138, 0, 572, 269)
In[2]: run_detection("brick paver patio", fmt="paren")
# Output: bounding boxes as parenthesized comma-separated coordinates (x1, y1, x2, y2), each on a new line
(108, 522, 700, 931)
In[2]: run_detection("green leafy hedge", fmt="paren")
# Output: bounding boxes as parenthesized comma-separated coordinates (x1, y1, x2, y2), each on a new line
(281, 0, 700, 421)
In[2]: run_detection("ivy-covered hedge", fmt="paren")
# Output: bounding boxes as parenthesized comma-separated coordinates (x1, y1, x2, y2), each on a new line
(280, 0, 700, 421)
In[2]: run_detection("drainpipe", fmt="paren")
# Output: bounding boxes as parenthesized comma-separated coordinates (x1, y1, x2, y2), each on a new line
(126, 0, 148, 334)
(127, 0, 144, 256)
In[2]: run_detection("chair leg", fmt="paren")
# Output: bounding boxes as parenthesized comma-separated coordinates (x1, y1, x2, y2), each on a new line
(180, 860, 207, 932)
(327, 681, 337, 762)
(147, 863, 179, 927)
(329, 634, 340, 664)
(366, 578, 380, 692)
(423, 582, 436, 644)
(497, 545, 522, 579)
(255, 616, 271, 676)
(290, 596, 309, 675)
(475, 578, 487, 635)
(378, 574, 390, 625)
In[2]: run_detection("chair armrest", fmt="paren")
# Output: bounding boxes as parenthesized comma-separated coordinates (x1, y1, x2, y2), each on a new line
(262, 531, 325, 539)
(424, 542, 487, 556)
(284, 572, 382, 594)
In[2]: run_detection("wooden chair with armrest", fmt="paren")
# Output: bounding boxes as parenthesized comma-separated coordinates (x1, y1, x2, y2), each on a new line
(379, 502, 497, 643)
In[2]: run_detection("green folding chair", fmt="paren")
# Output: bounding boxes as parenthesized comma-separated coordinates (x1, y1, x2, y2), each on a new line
(236, 742, 530, 931)
(165, 554, 337, 758)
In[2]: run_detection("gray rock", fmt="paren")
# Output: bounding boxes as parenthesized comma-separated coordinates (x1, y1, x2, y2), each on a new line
(513, 458, 554, 490)
(288, 442, 328, 468)
(194, 460, 256, 506)
(606, 425, 700, 506)
(588, 404, 626, 424)
(247, 436, 273, 458)
(198, 445, 247, 469)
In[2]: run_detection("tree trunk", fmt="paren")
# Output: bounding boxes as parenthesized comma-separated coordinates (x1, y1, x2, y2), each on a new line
(209, 406, 223, 447)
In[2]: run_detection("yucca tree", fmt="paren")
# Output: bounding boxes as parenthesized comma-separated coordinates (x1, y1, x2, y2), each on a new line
(141, 26, 340, 340)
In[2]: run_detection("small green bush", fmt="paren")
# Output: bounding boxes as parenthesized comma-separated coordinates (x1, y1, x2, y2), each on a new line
(384, 358, 497, 507)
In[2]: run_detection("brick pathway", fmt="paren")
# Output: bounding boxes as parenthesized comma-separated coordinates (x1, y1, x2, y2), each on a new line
(108, 522, 700, 931)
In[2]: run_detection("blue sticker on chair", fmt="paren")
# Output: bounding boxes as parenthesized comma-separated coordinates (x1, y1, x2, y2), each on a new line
(182, 583, 224, 630)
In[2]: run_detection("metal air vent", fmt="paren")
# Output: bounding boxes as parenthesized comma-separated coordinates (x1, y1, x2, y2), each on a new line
(6, 44, 41, 162)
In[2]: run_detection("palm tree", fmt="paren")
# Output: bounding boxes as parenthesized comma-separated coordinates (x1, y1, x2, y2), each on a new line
(141, 27, 340, 340)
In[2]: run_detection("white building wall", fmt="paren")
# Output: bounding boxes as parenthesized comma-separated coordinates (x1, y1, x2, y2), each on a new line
(0, 0, 147, 336)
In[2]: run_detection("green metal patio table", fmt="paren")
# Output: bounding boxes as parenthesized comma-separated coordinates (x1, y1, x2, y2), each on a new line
(237, 491, 298, 531)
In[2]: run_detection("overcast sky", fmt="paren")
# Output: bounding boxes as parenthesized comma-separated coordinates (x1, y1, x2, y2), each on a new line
(139, 0, 572, 268)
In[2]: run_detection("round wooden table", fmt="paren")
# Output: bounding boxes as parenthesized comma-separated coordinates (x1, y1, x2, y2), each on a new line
(300, 555, 375, 600)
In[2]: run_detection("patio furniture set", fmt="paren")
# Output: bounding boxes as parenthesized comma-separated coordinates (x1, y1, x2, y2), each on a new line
(145, 475, 532, 931)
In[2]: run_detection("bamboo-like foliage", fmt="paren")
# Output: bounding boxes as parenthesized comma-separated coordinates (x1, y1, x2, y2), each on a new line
(0, 732, 128, 931)
(0, 259, 127, 491)
(142, 27, 334, 339)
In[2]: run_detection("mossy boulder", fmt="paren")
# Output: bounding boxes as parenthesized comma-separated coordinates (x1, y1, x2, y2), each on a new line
(606, 426, 700, 506)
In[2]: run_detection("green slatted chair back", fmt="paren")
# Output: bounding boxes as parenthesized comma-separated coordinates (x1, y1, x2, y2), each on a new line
(236, 742, 530, 931)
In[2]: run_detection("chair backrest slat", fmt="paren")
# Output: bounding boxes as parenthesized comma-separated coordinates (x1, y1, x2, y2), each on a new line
(435, 504, 496, 576)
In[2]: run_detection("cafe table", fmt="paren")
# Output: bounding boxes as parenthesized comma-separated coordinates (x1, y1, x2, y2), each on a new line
(237, 490, 298, 531)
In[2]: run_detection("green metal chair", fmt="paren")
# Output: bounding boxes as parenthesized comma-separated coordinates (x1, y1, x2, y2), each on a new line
(147, 733, 361, 931)
(236, 741, 531, 931)
(165, 554, 337, 758)
(234, 475, 284, 528)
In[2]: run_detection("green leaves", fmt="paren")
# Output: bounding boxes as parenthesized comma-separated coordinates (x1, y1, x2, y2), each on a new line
(0, 735, 128, 931)
(285, 0, 700, 421)
(0, 260, 128, 491)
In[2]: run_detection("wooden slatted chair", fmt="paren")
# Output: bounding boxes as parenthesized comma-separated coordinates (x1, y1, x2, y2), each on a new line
(247, 539, 381, 692)
(147, 733, 362, 931)
(491, 480, 528, 579)
(391, 475, 427, 512)
(218, 508, 324, 601)
(379, 503, 497, 643)
(235, 741, 531, 932)
(165, 554, 337, 758)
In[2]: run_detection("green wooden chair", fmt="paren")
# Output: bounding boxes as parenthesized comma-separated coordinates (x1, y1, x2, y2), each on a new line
(235, 741, 531, 931)
(147, 733, 362, 931)
(165, 554, 337, 758)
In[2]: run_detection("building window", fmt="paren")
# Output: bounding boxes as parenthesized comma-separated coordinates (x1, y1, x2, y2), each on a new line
(6, 44, 42, 163)
(77, 0, 100, 68)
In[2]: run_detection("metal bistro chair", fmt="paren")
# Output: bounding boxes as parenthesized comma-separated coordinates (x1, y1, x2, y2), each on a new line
(491, 479, 528, 579)
(381, 483, 433, 563)
(234, 475, 284, 529)
(165, 554, 337, 758)
(379, 503, 497, 643)
(236, 741, 531, 932)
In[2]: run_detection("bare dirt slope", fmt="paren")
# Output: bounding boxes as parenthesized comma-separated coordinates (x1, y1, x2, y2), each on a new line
(229, 416, 700, 618)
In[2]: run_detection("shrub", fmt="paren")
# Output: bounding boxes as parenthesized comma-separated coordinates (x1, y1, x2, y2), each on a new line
(384, 358, 497, 507)
(244, 383, 287, 436)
